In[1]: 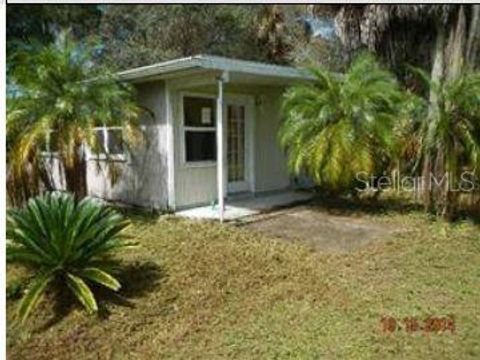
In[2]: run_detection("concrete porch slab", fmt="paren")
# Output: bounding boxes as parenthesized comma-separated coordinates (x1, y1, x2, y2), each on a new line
(176, 191, 313, 221)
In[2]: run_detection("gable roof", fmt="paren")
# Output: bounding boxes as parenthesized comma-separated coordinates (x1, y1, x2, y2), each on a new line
(117, 55, 314, 82)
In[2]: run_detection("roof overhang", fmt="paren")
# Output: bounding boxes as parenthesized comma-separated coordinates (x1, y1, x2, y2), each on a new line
(117, 55, 315, 85)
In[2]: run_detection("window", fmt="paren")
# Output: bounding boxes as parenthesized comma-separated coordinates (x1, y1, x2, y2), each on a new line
(183, 96, 216, 163)
(41, 127, 125, 160)
(91, 126, 125, 159)
(41, 130, 58, 155)
(106, 128, 124, 155)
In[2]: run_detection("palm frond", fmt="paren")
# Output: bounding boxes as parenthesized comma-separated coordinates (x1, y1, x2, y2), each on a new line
(17, 272, 53, 324)
(280, 53, 404, 192)
(78, 267, 121, 291)
(66, 273, 98, 313)
(7, 192, 132, 322)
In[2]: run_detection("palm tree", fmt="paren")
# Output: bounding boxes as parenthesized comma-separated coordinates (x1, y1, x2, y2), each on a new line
(331, 4, 480, 215)
(7, 31, 143, 205)
(412, 68, 480, 219)
(279, 53, 405, 193)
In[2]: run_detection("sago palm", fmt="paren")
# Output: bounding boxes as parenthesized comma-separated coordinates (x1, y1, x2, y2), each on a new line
(6, 192, 134, 323)
(7, 31, 143, 204)
(279, 53, 405, 193)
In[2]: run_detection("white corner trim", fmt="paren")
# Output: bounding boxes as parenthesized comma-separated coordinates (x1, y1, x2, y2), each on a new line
(248, 96, 256, 194)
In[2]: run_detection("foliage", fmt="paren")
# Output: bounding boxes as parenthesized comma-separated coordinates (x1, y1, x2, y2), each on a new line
(98, 4, 305, 69)
(280, 53, 405, 193)
(256, 5, 306, 65)
(7, 4, 338, 70)
(6, 4, 102, 58)
(293, 5, 348, 71)
(390, 89, 426, 174)
(294, 35, 347, 72)
(6, 192, 133, 323)
(100, 5, 259, 69)
(7, 31, 143, 204)
(412, 68, 480, 217)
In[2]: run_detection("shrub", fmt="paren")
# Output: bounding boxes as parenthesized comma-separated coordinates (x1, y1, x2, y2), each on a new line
(7, 192, 133, 323)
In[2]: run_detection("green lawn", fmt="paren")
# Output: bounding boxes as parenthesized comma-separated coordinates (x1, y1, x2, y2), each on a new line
(6, 206, 480, 359)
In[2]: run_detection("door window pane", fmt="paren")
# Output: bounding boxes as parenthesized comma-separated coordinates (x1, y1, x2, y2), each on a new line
(227, 105, 245, 182)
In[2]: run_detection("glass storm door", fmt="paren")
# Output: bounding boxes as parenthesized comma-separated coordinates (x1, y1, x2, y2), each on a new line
(227, 104, 249, 193)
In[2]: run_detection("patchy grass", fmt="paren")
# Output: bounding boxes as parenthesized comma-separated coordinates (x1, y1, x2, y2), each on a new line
(6, 206, 480, 359)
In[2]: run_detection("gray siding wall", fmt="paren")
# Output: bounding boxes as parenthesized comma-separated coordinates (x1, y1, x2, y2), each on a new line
(87, 81, 169, 209)
(173, 85, 291, 208)
(253, 89, 291, 192)
(171, 88, 218, 208)
(43, 157, 66, 190)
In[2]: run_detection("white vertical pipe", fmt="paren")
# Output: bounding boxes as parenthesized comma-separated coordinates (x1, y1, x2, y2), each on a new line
(165, 82, 176, 210)
(216, 76, 225, 222)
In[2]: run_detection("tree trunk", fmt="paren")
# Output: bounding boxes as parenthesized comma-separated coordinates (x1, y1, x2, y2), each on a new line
(423, 6, 469, 219)
(466, 5, 480, 67)
(440, 5, 467, 220)
(64, 144, 87, 199)
(445, 5, 467, 81)
(423, 22, 446, 213)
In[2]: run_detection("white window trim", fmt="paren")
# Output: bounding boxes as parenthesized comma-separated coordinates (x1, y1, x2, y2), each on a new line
(180, 92, 217, 168)
(87, 126, 127, 162)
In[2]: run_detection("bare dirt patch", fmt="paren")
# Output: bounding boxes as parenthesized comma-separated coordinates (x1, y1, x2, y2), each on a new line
(242, 205, 402, 252)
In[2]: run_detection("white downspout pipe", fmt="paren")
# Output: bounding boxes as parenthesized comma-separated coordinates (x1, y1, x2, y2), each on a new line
(216, 74, 226, 222)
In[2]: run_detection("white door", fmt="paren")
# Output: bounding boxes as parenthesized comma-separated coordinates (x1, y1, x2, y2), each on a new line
(226, 100, 252, 193)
